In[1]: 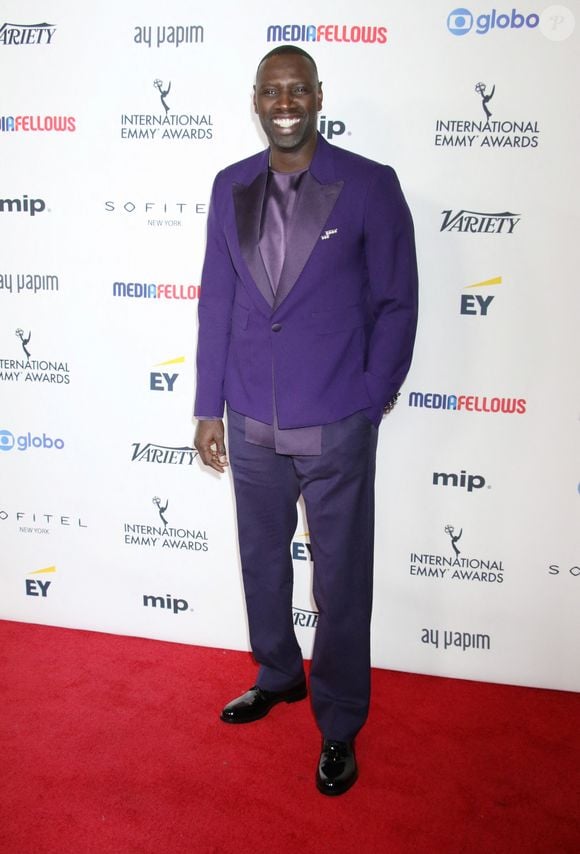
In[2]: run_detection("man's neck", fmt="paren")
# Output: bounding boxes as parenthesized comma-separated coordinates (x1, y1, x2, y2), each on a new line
(269, 135, 318, 173)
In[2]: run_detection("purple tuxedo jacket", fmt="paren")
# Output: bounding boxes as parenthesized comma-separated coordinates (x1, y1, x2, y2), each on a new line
(195, 134, 418, 428)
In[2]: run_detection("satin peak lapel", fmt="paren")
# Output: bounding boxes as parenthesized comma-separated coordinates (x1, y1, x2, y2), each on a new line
(232, 172, 273, 308)
(273, 172, 344, 310)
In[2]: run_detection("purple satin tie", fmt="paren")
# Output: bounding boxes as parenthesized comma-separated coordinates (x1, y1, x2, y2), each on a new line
(259, 169, 305, 293)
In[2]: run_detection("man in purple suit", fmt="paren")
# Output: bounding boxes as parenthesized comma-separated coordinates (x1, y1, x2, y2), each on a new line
(194, 45, 418, 796)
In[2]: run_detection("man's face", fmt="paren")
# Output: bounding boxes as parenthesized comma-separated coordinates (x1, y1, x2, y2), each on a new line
(253, 53, 322, 154)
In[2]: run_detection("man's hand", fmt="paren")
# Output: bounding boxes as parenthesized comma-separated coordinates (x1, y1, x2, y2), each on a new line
(194, 419, 229, 473)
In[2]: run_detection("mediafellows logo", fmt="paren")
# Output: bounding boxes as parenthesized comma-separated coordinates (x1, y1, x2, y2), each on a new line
(267, 23, 387, 44)
(0, 429, 64, 452)
(410, 525, 504, 584)
(446, 7, 539, 35)
(0, 115, 75, 133)
(0, 272, 59, 296)
(440, 209, 520, 234)
(434, 83, 540, 149)
(408, 392, 526, 414)
(0, 328, 70, 384)
(0, 22, 56, 45)
(120, 79, 213, 141)
(133, 24, 204, 48)
(113, 280, 200, 299)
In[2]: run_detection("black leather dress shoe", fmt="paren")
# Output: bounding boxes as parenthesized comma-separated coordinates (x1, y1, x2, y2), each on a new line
(220, 680, 307, 724)
(316, 738, 358, 796)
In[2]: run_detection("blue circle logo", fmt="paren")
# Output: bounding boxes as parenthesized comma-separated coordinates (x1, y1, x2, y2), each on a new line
(447, 7, 474, 35)
(0, 429, 15, 451)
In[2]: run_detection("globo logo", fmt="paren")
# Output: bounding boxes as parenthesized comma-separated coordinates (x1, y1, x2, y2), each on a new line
(447, 7, 540, 35)
(0, 429, 64, 451)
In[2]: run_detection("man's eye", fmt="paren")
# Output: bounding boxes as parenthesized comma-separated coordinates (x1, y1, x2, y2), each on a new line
(294, 87, 307, 94)
(263, 88, 277, 96)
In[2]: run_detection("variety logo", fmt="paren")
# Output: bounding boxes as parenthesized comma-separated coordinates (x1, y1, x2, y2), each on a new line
(0, 327, 70, 383)
(105, 199, 206, 228)
(25, 565, 56, 599)
(446, 7, 539, 36)
(408, 391, 526, 414)
(123, 496, 208, 551)
(0, 115, 75, 133)
(460, 275, 502, 316)
(547, 564, 580, 578)
(409, 525, 505, 584)
(131, 442, 198, 465)
(0, 22, 56, 45)
(293, 606, 319, 628)
(150, 356, 184, 392)
(0, 272, 59, 296)
(421, 626, 491, 651)
(266, 23, 387, 44)
(440, 209, 520, 234)
(0, 429, 64, 451)
(434, 83, 540, 149)
(0, 195, 47, 216)
(0, 508, 87, 535)
(120, 79, 213, 141)
(432, 470, 488, 492)
(133, 24, 204, 48)
(143, 593, 193, 614)
(114, 281, 200, 299)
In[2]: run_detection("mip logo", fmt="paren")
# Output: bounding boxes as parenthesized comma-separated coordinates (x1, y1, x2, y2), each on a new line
(447, 7, 540, 36)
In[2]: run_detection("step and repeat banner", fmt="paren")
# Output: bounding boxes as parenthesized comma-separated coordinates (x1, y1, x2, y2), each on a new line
(1, 1, 578, 692)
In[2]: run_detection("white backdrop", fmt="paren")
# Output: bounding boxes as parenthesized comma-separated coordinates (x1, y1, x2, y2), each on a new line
(1, 0, 579, 692)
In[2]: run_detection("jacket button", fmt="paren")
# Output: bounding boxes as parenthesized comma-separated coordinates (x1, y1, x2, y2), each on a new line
(271, 323, 282, 332)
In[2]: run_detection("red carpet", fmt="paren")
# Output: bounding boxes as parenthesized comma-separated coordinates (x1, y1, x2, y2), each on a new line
(0, 620, 579, 854)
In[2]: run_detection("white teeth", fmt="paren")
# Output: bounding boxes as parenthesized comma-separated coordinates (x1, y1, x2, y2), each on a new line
(273, 117, 300, 128)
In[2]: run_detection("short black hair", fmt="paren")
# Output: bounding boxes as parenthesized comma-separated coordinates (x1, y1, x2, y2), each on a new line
(256, 45, 318, 80)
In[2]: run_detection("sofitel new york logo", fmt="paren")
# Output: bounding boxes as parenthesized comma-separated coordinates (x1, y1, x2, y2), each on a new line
(123, 496, 208, 551)
(120, 79, 213, 141)
(0, 328, 70, 383)
(409, 525, 504, 583)
(434, 82, 540, 148)
(0, 507, 87, 535)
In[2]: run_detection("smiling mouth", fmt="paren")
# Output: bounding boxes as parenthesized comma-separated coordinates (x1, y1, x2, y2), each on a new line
(272, 117, 301, 129)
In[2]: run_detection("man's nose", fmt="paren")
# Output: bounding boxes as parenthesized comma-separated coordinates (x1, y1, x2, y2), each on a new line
(275, 88, 295, 110)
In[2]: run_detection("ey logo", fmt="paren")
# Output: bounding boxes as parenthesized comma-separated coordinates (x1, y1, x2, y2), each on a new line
(460, 276, 502, 316)
(25, 565, 56, 598)
(150, 356, 184, 392)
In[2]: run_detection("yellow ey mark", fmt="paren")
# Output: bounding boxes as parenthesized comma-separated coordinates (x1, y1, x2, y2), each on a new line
(29, 566, 56, 575)
(153, 356, 186, 367)
(464, 276, 502, 289)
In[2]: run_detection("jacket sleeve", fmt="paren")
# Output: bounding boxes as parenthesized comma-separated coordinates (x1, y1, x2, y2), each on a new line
(194, 173, 237, 418)
(363, 165, 418, 424)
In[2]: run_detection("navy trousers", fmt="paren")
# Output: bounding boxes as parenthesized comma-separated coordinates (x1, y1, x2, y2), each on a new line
(227, 407, 378, 742)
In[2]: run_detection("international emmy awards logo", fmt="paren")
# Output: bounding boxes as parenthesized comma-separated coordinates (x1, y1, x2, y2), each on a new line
(15, 328, 31, 358)
(444, 524, 463, 557)
(475, 82, 495, 119)
(152, 496, 169, 530)
(153, 79, 171, 114)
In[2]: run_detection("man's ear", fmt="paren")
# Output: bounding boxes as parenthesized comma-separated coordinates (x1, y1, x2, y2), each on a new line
(253, 85, 258, 114)
(317, 82, 323, 111)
